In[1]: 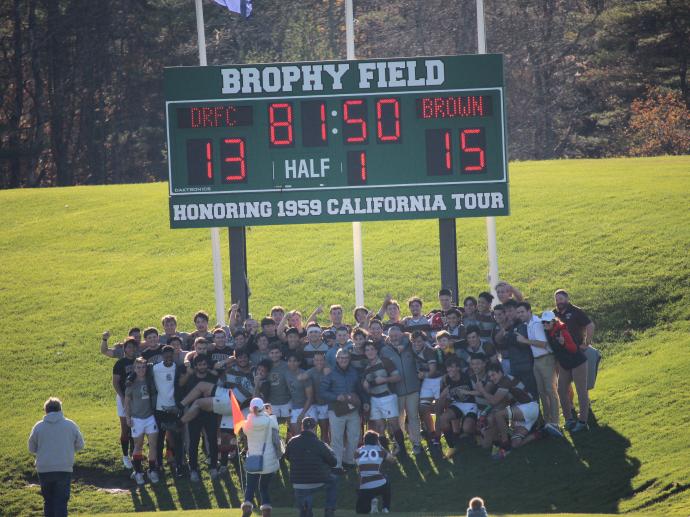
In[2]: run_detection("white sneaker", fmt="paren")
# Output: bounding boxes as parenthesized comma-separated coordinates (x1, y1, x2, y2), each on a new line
(370, 497, 379, 513)
(189, 470, 200, 482)
(544, 423, 564, 438)
(135, 472, 145, 486)
(148, 469, 160, 483)
(382, 508, 390, 514)
(122, 456, 133, 469)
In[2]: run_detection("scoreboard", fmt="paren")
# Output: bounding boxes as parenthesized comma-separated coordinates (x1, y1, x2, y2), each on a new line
(165, 54, 509, 228)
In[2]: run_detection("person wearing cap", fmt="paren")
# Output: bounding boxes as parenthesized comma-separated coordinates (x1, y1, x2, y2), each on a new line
(242, 397, 281, 517)
(285, 416, 338, 517)
(320, 348, 366, 472)
(541, 311, 590, 432)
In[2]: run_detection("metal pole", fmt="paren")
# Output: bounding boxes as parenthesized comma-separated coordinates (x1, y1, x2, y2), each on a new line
(477, 0, 499, 301)
(345, 0, 364, 307)
(195, 0, 226, 325)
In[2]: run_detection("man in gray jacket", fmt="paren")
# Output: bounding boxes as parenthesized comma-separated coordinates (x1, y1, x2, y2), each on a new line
(28, 397, 84, 517)
(380, 324, 423, 455)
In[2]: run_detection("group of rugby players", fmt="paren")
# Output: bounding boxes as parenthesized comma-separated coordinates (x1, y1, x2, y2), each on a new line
(102, 281, 597, 486)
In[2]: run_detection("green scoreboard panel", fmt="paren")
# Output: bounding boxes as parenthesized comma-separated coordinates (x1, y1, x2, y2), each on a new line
(165, 54, 509, 228)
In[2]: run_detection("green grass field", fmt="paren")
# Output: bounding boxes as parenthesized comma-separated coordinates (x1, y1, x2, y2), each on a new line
(0, 156, 688, 516)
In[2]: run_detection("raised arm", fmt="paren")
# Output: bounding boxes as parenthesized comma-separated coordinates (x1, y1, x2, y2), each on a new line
(276, 311, 291, 340)
(306, 305, 323, 325)
(100, 330, 119, 358)
(376, 294, 393, 320)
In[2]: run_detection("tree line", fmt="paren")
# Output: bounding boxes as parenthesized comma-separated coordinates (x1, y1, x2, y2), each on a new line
(1, 0, 688, 188)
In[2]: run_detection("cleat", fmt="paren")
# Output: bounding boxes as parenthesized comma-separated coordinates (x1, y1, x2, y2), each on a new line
(122, 456, 133, 469)
(189, 469, 200, 482)
(209, 468, 219, 480)
(148, 469, 159, 483)
(544, 423, 564, 438)
(572, 421, 589, 433)
(565, 419, 577, 431)
(135, 472, 145, 486)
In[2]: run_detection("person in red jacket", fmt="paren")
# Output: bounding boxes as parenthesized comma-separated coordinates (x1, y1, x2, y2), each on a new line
(541, 311, 589, 432)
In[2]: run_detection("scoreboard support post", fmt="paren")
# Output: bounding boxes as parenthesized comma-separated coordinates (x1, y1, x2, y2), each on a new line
(228, 227, 250, 318)
(438, 218, 459, 305)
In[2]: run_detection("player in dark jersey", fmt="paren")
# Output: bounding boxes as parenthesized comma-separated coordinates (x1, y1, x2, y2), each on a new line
(112, 337, 137, 469)
(185, 311, 215, 351)
(349, 328, 369, 373)
(217, 349, 254, 472)
(410, 330, 442, 453)
(437, 356, 477, 458)
(402, 296, 431, 332)
(141, 327, 164, 365)
(367, 319, 386, 351)
(476, 292, 497, 346)
(178, 354, 220, 481)
(211, 328, 234, 363)
(457, 326, 498, 365)
(362, 342, 404, 455)
(476, 363, 541, 458)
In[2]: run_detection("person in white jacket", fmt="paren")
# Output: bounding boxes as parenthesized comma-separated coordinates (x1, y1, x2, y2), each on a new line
(242, 397, 280, 517)
(28, 397, 84, 517)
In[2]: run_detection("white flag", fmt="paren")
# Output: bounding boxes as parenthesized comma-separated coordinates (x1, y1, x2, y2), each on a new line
(214, 0, 252, 18)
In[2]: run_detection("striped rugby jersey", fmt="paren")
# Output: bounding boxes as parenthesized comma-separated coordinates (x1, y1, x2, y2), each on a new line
(355, 444, 388, 489)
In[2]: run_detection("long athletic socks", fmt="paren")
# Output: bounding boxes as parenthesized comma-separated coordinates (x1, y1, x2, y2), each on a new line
(120, 437, 130, 456)
(132, 453, 145, 473)
(393, 429, 406, 451)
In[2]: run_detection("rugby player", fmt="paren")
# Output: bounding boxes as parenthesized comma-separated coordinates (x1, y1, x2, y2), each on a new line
(284, 352, 314, 436)
(476, 363, 541, 459)
(362, 342, 403, 454)
(124, 358, 160, 485)
(112, 337, 137, 469)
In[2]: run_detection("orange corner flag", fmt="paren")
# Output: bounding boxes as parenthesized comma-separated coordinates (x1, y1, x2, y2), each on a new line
(230, 390, 245, 435)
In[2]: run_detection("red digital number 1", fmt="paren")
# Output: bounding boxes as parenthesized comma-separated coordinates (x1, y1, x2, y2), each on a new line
(205, 142, 213, 179)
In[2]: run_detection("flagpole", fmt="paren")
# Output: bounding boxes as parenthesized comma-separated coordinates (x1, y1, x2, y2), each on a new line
(345, 0, 364, 308)
(194, 0, 227, 326)
(476, 0, 499, 302)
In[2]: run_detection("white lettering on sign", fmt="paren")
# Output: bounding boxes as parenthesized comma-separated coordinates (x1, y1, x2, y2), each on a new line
(284, 158, 330, 179)
(172, 191, 504, 225)
(220, 60, 445, 94)
(451, 192, 504, 210)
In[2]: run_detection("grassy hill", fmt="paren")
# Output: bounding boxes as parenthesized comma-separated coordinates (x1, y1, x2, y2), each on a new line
(0, 156, 688, 516)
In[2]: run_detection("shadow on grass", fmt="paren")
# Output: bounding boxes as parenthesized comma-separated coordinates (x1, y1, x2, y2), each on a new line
(66, 423, 638, 514)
